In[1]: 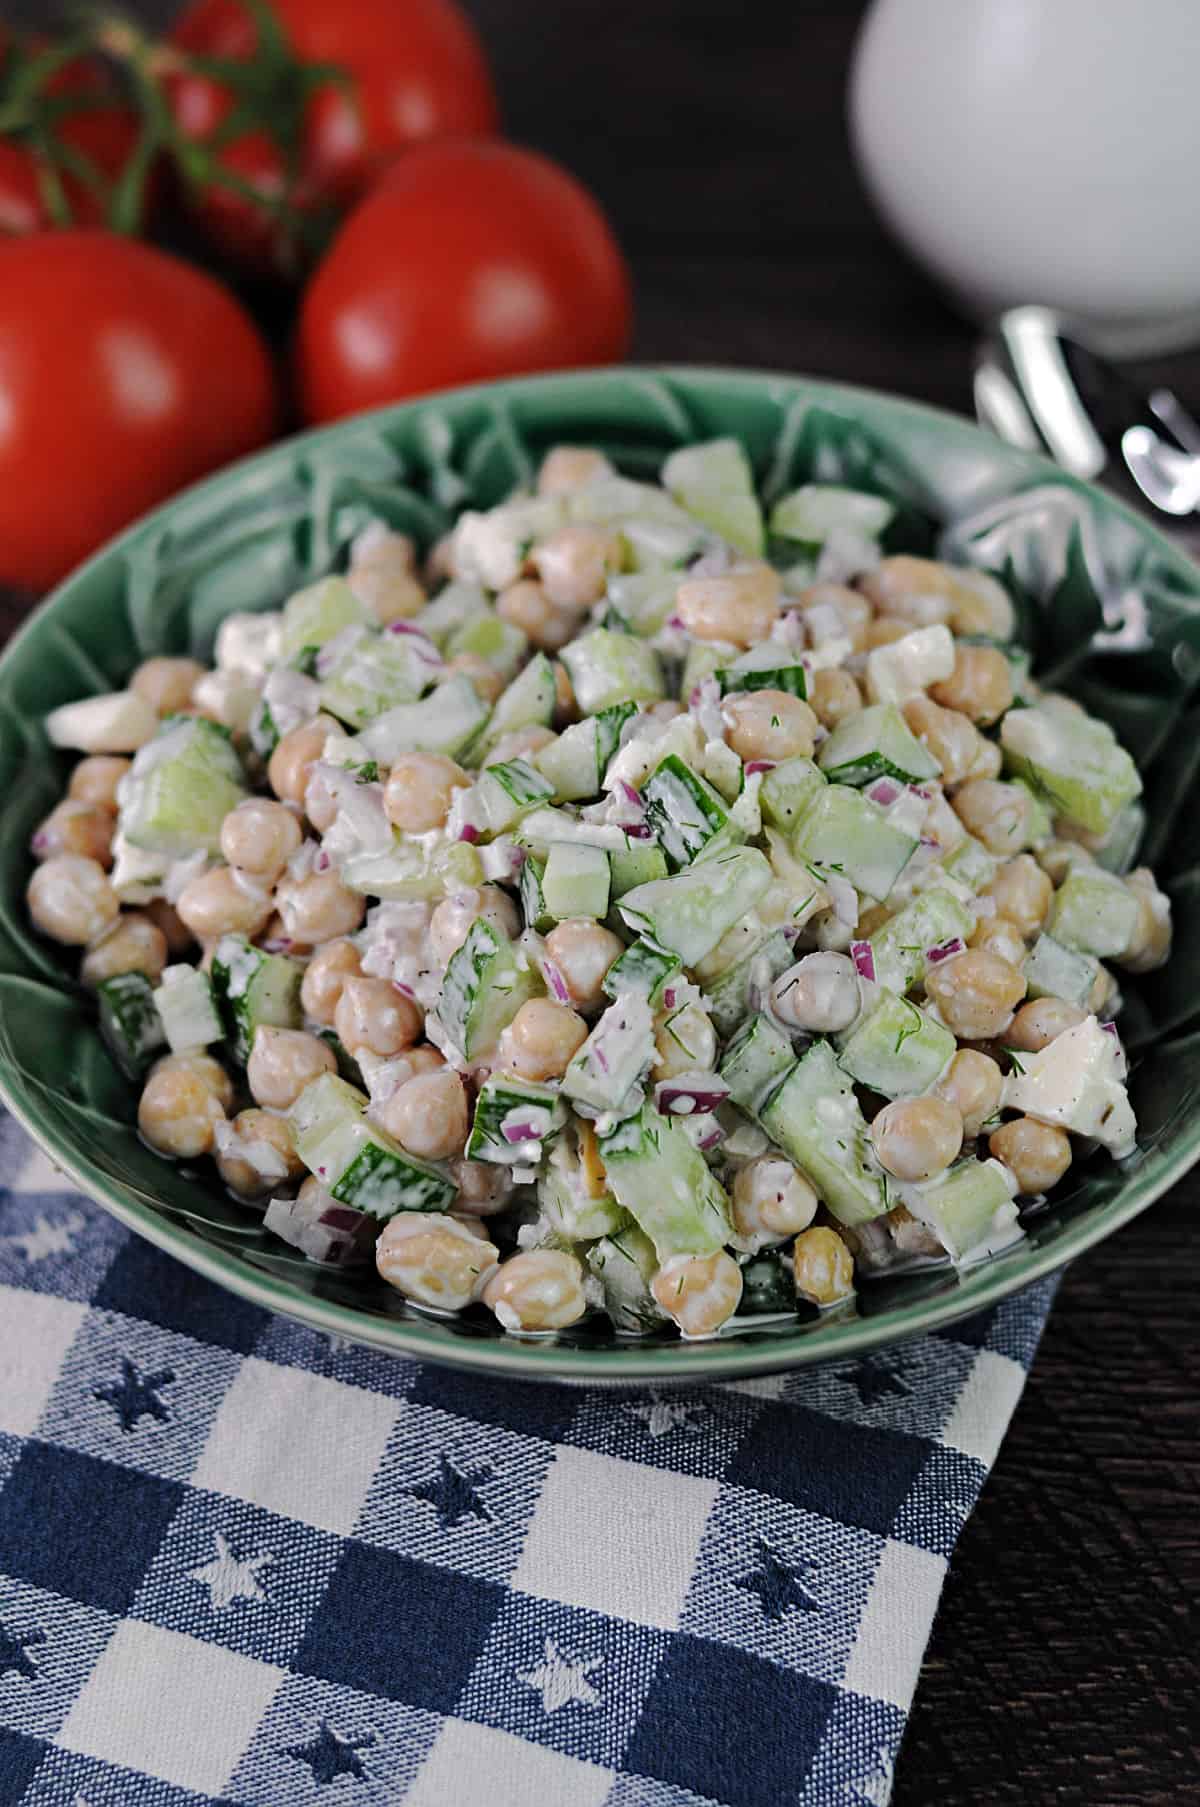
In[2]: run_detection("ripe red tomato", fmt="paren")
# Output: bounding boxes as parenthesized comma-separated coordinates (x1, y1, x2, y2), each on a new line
(295, 140, 633, 422)
(0, 233, 278, 591)
(0, 40, 149, 234)
(167, 0, 498, 272)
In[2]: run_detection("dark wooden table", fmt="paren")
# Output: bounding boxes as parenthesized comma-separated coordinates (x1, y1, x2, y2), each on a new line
(9, 2, 1199, 1801)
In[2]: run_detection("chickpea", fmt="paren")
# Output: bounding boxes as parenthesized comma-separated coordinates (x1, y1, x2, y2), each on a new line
(153, 1049, 234, 1111)
(969, 914, 1027, 969)
(384, 1044, 445, 1086)
(792, 1226, 855, 1307)
(348, 533, 424, 624)
(935, 1049, 1003, 1136)
(247, 1026, 336, 1110)
(798, 582, 872, 653)
(383, 753, 470, 833)
(215, 1108, 303, 1199)
(983, 855, 1052, 938)
(731, 1157, 818, 1252)
(486, 725, 556, 766)
(651, 1000, 717, 1081)
(1089, 964, 1119, 1019)
(497, 580, 575, 651)
(268, 715, 338, 808)
(378, 1212, 499, 1312)
(863, 615, 912, 650)
(276, 869, 365, 944)
(300, 938, 362, 1025)
(860, 556, 1014, 639)
(925, 948, 1026, 1040)
(374, 1068, 468, 1161)
(30, 799, 113, 867)
(445, 653, 508, 704)
(219, 798, 303, 881)
(430, 885, 520, 966)
(335, 975, 422, 1058)
(424, 531, 457, 586)
(537, 444, 612, 495)
(675, 561, 780, 647)
(930, 646, 1013, 726)
(1007, 996, 1086, 1054)
(449, 1155, 513, 1217)
(951, 779, 1030, 857)
(902, 695, 984, 786)
(871, 588, 951, 629)
(68, 754, 130, 813)
(176, 866, 274, 941)
(503, 999, 588, 1081)
(989, 1117, 1072, 1195)
(771, 951, 860, 1034)
(80, 913, 168, 987)
(1121, 868, 1171, 973)
(130, 656, 205, 716)
(532, 524, 622, 609)
(483, 1247, 588, 1330)
(138, 1063, 226, 1159)
(722, 689, 818, 762)
(809, 666, 863, 730)
(544, 919, 623, 1012)
(871, 1096, 963, 1182)
(145, 898, 193, 957)
(651, 1249, 744, 1337)
(27, 855, 118, 946)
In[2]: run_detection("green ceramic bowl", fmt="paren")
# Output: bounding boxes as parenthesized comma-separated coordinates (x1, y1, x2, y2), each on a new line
(3, 365, 1199, 1383)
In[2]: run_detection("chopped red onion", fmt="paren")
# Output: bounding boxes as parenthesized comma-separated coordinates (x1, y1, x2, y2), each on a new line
(908, 784, 934, 800)
(666, 613, 686, 630)
(1101, 1020, 1119, 1038)
(617, 779, 641, 808)
(661, 986, 677, 1009)
(593, 1046, 610, 1074)
(260, 936, 294, 955)
(926, 936, 966, 964)
(745, 759, 777, 776)
(458, 823, 481, 844)
(695, 1120, 726, 1151)
(392, 980, 417, 1000)
(622, 822, 654, 840)
(264, 1192, 374, 1266)
(654, 1074, 731, 1116)
(314, 849, 331, 873)
(865, 776, 902, 808)
(542, 958, 572, 1004)
(851, 940, 876, 982)
(919, 835, 939, 849)
(501, 1119, 546, 1143)
(30, 831, 48, 855)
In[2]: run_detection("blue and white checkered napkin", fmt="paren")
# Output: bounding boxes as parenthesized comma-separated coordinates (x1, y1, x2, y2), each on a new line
(0, 1110, 1056, 1807)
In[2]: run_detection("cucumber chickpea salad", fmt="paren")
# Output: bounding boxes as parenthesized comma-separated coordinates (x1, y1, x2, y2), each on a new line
(26, 439, 1171, 1339)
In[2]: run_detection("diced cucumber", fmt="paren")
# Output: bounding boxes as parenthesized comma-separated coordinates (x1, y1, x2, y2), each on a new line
(539, 1130, 627, 1239)
(119, 717, 247, 857)
(620, 516, 707, 574)
(97, 972, 165, 1081)
(836, 991, 955, 1098)
(719, 1013, 795, 1115)
(792, 785, 916, 904)
(606, 571, 680, 632)
(598, 1102, 733, 1258)
(662, 438, 765, 557)
(211, 933, 303, 1064)
(1082, 801, 1144, 874)
(1047, 866, 1138, 959)
(759, 757, 827, 833)
(681, 639, 731, 697)
(474, 759, 556, 833)
(568, 472, 693, 528)
(869, 889, 974, 995)
(817, 703, 940, 787)
(319, 630, 436, 727)
(436, 918, 541, 1060)
(1023, 933, 1098, 1009)
(705, 929, 795, 1038)
(279, 577, 373, 661)
(939, 835, 998, 895)
(520, 857, 554, 932)
(1001, 1014, 1135, 1156)
(595, 701, 639, 775)
(154, 965, 222, 1054)
(289, 1073, 455, 1218)
(608, 838, 669, 899)
(479, 653, 557, 755)
(535, 721, 601, 801)
(543, 843, 611, 920)
(619, 847, 772, 967)
(417, 578, 489, 648)
(586, 1223, 665, 1334)
(341, 835, 483, 901)
(357, 674, 490, 763)
(452, 497, 565, 590)
(109, 830, 166, 904)
(716, 644, 808, 699)
(562, 992, 655, 1112)
(1009, 777, 1053, 844)
(642, 754, 733, 869)
(516, 807, 640, 859)
(738, 1249, 796, 1315)
(602, 938, 681, 1006)
(445, 611, 527, 678)
(559, 629, 665, 715)
(903, 1159, 1018, 1260)
(317, 1028, 364, 1088)
(1000, 702, 1142, 835)
(466, 1075, 566, 1165)
(769, 483, 894, 546)
(760, 1040, 887, 1227)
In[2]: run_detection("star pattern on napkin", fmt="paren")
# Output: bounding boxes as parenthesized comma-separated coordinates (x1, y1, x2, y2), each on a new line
(187, 1531, 274, 1613)
(845, 1357, 913, 1406)
(285, 1719, 376, 1785)
(408, 1454, 494, 1527)
(94, 1357, 175, 1432)
(735, 1541, 822, 1621)
(0, 1619, 45, 1681)
(2, 1210, 85, 1262)
(517, 1637, 603, 1714)
(625, 1393, 706, 1439)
